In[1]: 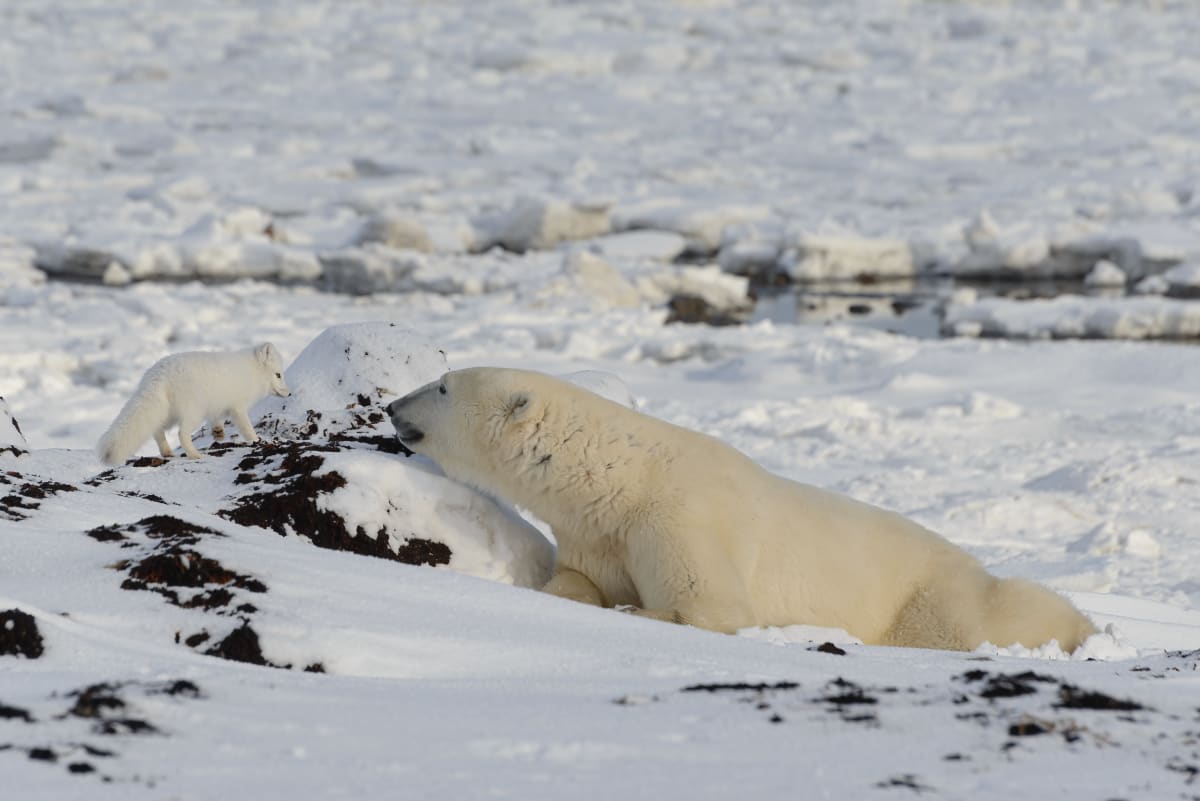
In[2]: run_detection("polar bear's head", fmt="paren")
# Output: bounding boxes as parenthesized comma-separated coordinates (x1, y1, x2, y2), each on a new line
(386, 367, 553, 494)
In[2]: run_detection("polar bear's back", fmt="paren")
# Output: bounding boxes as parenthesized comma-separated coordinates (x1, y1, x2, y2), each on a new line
(661, 433, 972, 639)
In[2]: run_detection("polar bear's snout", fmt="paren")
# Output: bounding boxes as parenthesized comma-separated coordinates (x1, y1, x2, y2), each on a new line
(386, 398, 425, 445)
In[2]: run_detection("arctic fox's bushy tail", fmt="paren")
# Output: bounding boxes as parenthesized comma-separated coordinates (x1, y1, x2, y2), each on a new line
(97, 384, 169, 465)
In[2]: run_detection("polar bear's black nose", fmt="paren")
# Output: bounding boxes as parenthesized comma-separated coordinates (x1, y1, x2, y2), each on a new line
(386, 400, 424, 444)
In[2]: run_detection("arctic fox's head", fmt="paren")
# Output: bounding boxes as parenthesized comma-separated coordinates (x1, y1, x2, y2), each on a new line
(386, 367, 549, 493)
(254, 342, 291, 397)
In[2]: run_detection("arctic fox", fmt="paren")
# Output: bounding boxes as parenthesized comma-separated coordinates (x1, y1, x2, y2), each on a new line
(97, 343, 290, 465)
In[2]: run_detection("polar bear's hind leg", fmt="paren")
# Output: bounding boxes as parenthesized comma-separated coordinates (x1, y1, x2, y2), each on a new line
(881, 570, 1096, 652)
(980, 577, 1096, 652)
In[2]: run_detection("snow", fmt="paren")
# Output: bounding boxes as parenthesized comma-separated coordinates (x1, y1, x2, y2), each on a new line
(3, 0, 1200, 798)
(1082, 259, 1126, 289)
(1164, 262, 1200, 298)
(0, 396, 26, 454)
(944, 294, 1200, 340)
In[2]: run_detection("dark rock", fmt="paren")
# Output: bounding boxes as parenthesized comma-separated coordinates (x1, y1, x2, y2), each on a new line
(0, 609, 44, 659)
(665, 293, 749, 327)
(0, 703, 32, 722)
(66, 683, 125, 719)
(205, 622, 269, 666)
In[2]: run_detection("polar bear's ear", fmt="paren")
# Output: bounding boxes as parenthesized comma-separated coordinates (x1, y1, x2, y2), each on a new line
(505, 391, 536, 422)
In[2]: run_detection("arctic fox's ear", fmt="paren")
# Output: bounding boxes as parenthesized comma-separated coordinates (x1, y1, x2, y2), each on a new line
(255, 343, 278, 365)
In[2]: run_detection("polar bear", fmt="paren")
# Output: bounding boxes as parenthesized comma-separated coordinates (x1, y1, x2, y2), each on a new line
(387, 367, 1096, 652)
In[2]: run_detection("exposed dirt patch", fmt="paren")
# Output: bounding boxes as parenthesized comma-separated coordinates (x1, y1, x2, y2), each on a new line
(122, 552, 266, 593)
(128, 456, 168, 468)
(959, 670, 1058, 700)
(682, 681, 799, 693)
(58, 679, 199, 739)
(326, 432, 410, 455)
(154, 679, 201, 698)
(814, 641, 847, 655)
(0, 703, 33, 722)
(1055, 684, 1145, 712)
(0, 609, 44, 659)
(65, 683, 126, 719)
(204, 622, 277, 668)
(118, 491, 169, 504)
(0, 477, 76, 520)
(817, 677, 879, 707)
(220, 440, 449, 566)
(876, 774, 933, 793)
(0, 492, 38, 520)
(89, 516, 266, 615)
(85, 524, 129, 543)
(183, 631, 210, 648)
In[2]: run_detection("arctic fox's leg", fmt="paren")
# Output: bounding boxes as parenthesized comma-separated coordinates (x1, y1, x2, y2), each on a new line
(153, 431, 173, 458)
(210, 420, 226, 441)
(176, 418, 203, 459)
(230, 408, 260, 444)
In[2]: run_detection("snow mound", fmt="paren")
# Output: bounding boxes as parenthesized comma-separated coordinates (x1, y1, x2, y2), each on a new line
(472, 196, 611, 253)
(953, 212, 1052, 278)
(612, 201, 771, 256)
(586, 230, 687, 263)
(239, 323, 553, 587)
(318, 451, 553, 588)
(0, 396, 27, 456)
(1164, 263, 1200, 299)
(779, 230, 919, 283)
(0, 237, 43, 289)
(252, 322, 447, 440)
(944, 295, 1200, 341)
(1082, 259, 1126, 288)
(317, 245, 426, 295)
(543, 250, 643, 309)
(356, 212, 433, 253)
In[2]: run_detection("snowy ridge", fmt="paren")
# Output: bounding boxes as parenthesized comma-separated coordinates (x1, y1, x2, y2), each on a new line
(4, 1, 1200, 291)
(4, 322, 1200, 798)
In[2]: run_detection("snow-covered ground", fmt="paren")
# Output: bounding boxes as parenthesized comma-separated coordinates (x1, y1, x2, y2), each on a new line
(4, 1, 1200, 798)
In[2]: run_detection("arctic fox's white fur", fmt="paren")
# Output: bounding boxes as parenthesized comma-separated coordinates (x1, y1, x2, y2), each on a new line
(97, 343, 290, 465)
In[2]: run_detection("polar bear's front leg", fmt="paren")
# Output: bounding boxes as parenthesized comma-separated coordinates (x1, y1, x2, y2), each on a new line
(542, 567, 605, 607)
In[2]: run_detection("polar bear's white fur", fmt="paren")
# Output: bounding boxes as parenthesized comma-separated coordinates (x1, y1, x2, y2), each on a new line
(387, 367, 1095, 652)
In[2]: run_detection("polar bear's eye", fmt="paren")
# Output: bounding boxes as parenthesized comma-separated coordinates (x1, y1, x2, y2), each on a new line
(438, 384, 447, 395)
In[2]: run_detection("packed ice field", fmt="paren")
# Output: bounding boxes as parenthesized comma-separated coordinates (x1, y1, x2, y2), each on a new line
(2, 1, 1200, 799)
